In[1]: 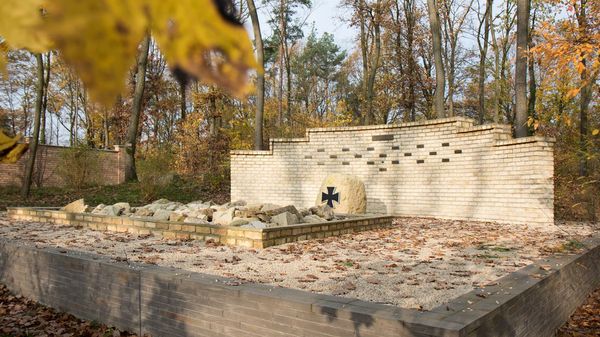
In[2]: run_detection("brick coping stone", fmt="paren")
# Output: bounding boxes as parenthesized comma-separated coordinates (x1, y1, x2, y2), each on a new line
(0, 226, 598, 336)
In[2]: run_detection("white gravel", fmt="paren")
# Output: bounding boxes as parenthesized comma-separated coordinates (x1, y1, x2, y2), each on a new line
(0, 213, 597, 310)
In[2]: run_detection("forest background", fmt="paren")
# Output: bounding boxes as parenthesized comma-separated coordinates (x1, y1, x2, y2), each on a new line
(0, 0, 598, 220)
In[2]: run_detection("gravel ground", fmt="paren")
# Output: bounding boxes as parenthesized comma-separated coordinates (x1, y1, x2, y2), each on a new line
(0, 213, 597, 310)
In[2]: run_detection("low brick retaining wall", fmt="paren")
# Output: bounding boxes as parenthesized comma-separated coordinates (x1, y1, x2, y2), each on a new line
(6, 207, 394, 248)
(0, 235, 599, 336)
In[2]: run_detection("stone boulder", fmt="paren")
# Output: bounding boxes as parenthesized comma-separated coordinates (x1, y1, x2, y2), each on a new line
(169, 212, 186, 222)
(315, 174, 367, 214)
(91, 204, 106, 214)
(241, 221, 268, 229)
(183, 217, 210, 224)
(152, 209, 171, 221)
(271, 212, 299, 227)
(101, 205, 120, 216)
(264, 205, 300, 217)
(212, 207, 236, 225)
(229, 218, 250, 227)
(61, 199, 88, 213)
(112, 202, 131, 214)
(135, 208, 154, 217)
(309, 204, 335, 220)
(303, 214, 326, 223)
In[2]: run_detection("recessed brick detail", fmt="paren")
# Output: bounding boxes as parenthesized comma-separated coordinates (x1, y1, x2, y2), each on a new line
(372, 134, 394, 141)
(231, 117, 555, 225)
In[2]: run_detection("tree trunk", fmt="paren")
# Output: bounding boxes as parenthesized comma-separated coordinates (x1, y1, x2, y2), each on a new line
(490, 20, 501, 122)
(427, 0, 446, 118)
(478, 0, 493, 124)
(527, 7, 537, 131)
(180, 80, 186, 120)
(40, 52, 51, 144)
(575, 0, 592, 176)
(247, 0, 265, 150)
(514, 0, 529, 137)
(277, 0, 286, 128)
(366, 2, 382, 125)
(358, 0, 369, 124)
(21, 53, 44, 198)
(404, 0, 417, 121)
(124, 34, 151, 182)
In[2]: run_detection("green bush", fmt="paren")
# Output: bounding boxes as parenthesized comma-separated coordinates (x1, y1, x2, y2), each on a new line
(137, 147, 176, 201)
(56, 145, 101, 190)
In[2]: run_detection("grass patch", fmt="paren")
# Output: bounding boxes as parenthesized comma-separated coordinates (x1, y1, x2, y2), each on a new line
(476, 244, 512, 252)
(475, 253, 500, 259)
(490, 246, 512, 252)
(561, 239, 585, 252)
(0, 180, 229, 210)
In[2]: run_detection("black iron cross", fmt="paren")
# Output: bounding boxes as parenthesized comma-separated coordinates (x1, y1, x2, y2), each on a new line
(321, 186, 339, 208)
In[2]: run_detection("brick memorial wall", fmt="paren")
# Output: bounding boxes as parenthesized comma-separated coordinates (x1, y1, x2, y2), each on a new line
(0, 144, 127, 188)
(231, 117, 555, 225)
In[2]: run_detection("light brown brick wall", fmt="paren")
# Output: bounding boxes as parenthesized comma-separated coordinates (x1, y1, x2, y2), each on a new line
(231, 117, 555, 225)
(0, 144, 126, 187)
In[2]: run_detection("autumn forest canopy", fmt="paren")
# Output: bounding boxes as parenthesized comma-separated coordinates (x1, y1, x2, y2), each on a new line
(0, 0, 598, 219)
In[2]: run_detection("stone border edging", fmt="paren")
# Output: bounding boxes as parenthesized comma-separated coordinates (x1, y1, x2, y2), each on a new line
(6, 207, 394, 248)
(0, 230, 598, 336)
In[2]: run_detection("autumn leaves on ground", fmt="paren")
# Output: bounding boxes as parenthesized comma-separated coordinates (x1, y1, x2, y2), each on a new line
(0, 284, 144, 337)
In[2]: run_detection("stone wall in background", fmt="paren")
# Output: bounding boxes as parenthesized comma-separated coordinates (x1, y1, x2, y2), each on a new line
(231, 117, 555, 225)
(0, 144, 126, 188)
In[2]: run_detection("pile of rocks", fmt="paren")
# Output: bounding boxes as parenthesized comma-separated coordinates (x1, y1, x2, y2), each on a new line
(84, 199, 339, 229)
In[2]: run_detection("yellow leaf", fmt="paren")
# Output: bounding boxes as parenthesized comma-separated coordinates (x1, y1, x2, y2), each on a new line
(0, 131, 28, 164)
(44, 0, 147, 104)
(0, 0, 51, 52)
(593, 129, 599, 136)
(566, 88, 580, 99)
(149, 0, 257, 97)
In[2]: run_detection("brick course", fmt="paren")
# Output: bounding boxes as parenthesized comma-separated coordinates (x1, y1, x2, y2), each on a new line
(0, 144, 126, 187)
(231, 117, 554, 225)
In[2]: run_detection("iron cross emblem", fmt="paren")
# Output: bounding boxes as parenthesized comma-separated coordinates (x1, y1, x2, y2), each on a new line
(321, 186, 339, 208)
